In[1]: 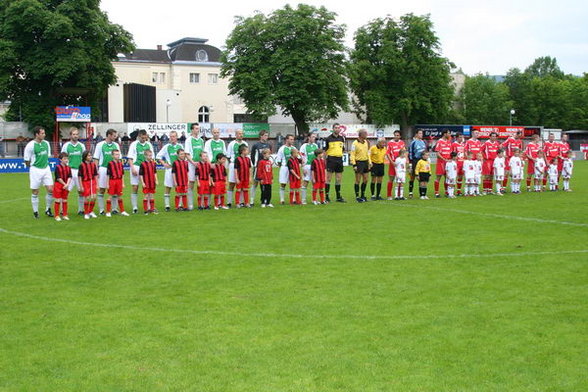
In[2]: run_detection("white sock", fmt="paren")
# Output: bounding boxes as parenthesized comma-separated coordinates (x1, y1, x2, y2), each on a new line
(187, 188, 194, 209)
(131, 193, 138, 210)
(31, 194, 39, 213)
(448, 187, 454, 197)
(164, 193, 170, 207)
(279, 187, 285, 202)
(563, 179, 569, 190)
(45, 193, 53, 211)
(78, 195, 85, 212)
(97, 193, 105, 212)
(250, 185, 256, 204)
(227, 190, 233, 205)
(496, 183, 501, 193)
(111, 196, 118, 211)
(301, 187, 307, 202)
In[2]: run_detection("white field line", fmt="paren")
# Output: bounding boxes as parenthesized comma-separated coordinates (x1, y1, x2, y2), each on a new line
(1, 228, 587, 260)
(0, 197, 29, 204)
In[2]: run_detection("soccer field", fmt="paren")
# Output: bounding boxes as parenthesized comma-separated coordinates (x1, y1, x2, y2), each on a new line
(1, 163, 587, 391)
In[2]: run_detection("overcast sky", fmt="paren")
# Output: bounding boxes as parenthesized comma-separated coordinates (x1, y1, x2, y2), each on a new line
(100, 0, 588, 76)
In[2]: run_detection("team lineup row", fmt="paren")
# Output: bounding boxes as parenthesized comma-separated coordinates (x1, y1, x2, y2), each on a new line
(23, 124, 575, 220)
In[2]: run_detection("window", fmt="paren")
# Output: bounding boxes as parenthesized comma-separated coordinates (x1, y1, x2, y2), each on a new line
(198, 106, 210, 123)
(159, 72, 166, 83)
(208, 73, 218, 84)
(152, 72, 158, 83)
(196, 50, 208, 62)
(189, 73, 200, 83)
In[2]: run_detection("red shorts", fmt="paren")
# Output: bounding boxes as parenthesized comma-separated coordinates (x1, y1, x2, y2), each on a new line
(108, 178, 123, 196)
(388, 164, 396, 176)
(557, 160, 563, 173)
(175, 185, 188, 194)
(213, 181, 226, 195)
(81, 179, 97, 197)
(505, 157, 512, 171)
(457, 161, 464, 176)
(236, 180, 250, 190)
(527, 160, 535, 175)
(53, 182, 69, 199)
(482, 159, 494, 176)
(435, 160, 446, 175)
(313, 181, 326, 190)
(198, 180, 211, 195)
(289, 179, 301, 189)
(143, 187, 155, 194)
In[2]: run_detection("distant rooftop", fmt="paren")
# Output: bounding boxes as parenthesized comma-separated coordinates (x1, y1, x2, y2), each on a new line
(116, 37, 220, 64)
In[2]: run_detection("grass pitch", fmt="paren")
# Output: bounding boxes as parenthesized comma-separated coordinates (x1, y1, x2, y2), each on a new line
(1, 163, 587, 391)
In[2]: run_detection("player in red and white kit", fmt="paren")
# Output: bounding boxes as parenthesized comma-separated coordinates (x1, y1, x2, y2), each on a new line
(312, 149, 327, 205)
(465, 130, 483, 157)
(557, 133, 571, 181)
(524, 133, 541, 192)
(501, 130, 523, 190)
(451, 132, 466, 195)
(434, 129, 453, 198)
(481, 132, 500, 194)
(543, 132, 560, 189)
(386, 130, 405, 199)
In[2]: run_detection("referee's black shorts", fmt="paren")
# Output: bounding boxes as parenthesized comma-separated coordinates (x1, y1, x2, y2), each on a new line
(371, 163, 385, 177)
(326, 156, 344, 173)
(354, 160, 369, 174)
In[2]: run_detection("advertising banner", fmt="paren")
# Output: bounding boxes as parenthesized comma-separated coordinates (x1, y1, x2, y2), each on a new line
(309, 124, 400, 138)
(55, 107, 91, 122)
(127, 123, 188, 136)
(212, 123, 243, 138)
(0, 158, 59, 173)
(581, 144, 588, 159)
(470, 125, 526, 139)
(243, 123, 269, 138)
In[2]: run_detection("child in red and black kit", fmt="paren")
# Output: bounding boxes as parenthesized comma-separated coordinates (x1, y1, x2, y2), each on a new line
(196, 151, 213, 210)
(311, 149, 327, 204)
(287, 148, 302, 205)
(172, 149, 189, 211)
(79, 151, 98, 219)
(106, 149, 129, 217)
(211, 153, 228, 210)
(139, 149, 158, 214)
(53, 152, 72, 221)
(257, 148, 274, 208)
(234, 144, 252, 208)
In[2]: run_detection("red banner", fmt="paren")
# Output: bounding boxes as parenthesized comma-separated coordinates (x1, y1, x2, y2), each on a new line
(470, 126, 528, 139)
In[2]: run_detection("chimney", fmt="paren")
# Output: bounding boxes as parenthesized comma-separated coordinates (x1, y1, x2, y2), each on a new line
(157, 45, 162, 51)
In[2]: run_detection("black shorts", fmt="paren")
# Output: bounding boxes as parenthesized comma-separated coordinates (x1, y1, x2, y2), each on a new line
(418, 173, 431, 182)
(354, 160, 369, 174)
(371, 163, 385, 177)
(326, 156, 344, 173)
(410, 159, 420, 176)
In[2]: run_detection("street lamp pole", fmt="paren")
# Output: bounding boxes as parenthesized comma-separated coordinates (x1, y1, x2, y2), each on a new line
(509, 109, 515, 126)
(166, 98, 172, 122)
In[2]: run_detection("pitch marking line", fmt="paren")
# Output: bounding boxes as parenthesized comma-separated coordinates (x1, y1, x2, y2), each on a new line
(0, 197, 29, 204)
(1, 228, 587, 260)
(391, 204, 588, 228)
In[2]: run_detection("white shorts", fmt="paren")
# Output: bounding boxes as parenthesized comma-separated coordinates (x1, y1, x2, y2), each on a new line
(511, 172, 522, 180)
(534, 173, 543, 180)
(474, 175, 481, 185)
(29, 166, 53, 189)
(164, 168, 174, 188)
(98, 166, 108, 189)
(549, 175, 558, 184)
(279, 166, 289, 184)
(188, 163, 197, 182)
(465, 175, 475, 184)
(68, 168, 80, 191)
(228, 162, 236, 183)
(494, 175, 504, 182)
(130, 165, 141, 186)
(395, 172, 406, 183)
(303, 164, 312, 182)
(446, 176, 456, 185)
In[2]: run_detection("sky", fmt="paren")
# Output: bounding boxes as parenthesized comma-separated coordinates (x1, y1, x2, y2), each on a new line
(100, 0, 588, 76)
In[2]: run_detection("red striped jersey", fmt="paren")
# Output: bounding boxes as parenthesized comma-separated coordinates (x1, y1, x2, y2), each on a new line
(196, 161, 212, 182)
(172, 159, 189, 187)
(481, 140, 500, 160)
(54, 163, 72, 182)
(501, 137, 523, 158)
(139, 161, 157, 188)
(435, 138, 453, 159)
(543, 141, 560, 160)
(287, 157, 301, 181)
(78, 161, 98, 181)
(386, 140, 405, 161)
(558, 141, 570, 157)
(465, 139, 483, 156)
(211, 163, 227, 182)
(107, 160, 124, 180)
(312, 158, 326, 183)
(257, 159, 273, 184)
(524, 142, 541, 160)
(234, 156, 252, 182)
(451, 141, 466, 161)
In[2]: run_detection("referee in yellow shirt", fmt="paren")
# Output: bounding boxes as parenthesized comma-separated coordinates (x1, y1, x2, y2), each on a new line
(325, 123, 346, 202)
(369, 137, 386, 200)
(350, 129, 370, 202)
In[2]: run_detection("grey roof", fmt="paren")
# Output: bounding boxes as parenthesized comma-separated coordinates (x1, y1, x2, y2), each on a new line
(117, 37, 221, 64)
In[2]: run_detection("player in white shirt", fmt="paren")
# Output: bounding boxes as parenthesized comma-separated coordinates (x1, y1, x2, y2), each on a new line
(533, 151, 547, 192)
(127, 129, 154, 213)
(60, 126, 86, 213)
(393, 149, 408, 200)
(226, 129, 248, 206)
(474, 153, 484, 196)
(547, 159, 559, 191)
(445, 152, 458, 198)
(156, 131, 183, 211)
(93, 129, 120, 214)
(561, 150, 574, 191)
(492, 149, 506, 195)
(509, 149, 524, 194)
(275, 134, 296, 204)
(463, 152, 477, 196)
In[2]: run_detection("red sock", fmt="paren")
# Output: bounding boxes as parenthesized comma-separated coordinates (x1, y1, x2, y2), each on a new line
(295, 191, 301, 204)
(542, 177, 547, 186)
(502, 178, 508, 187)
(90, 201, 95, 212)
(198, 195, 203, 208)
(444, 181, 448, 195)
(62, 202, 68, 216)
(387, 182, 393, 197)
(244, 191, 249, 204)
(118, 199, 125, 212)
(320, 190, 325, 203)
(150, 199, 155, 210)
(54, 201, 60, 216)
(312, 190, 317, 202)
(203, 196, 209, 208)
(84, 202, 89, 214)
(526, 177, 531, 187)
(175, 196, 180, 209)
(290, 191, 294, 204)
(457, 179, 462, 192)
(106, 199, 112, 213)
(235, 191, 241, 205)
(143, 199, 149, 211)
(434, 180, 440, 194)
(221, 195, 225, 206)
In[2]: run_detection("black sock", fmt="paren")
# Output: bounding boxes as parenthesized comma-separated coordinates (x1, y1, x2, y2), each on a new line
(409, 180, 414, 193)
(325, 183, 330, 198)
(376, 183, 382, 197)
(370, 182, 375, 195)
(361, 183, 367, 198)
(335, 184, 341, 199)
(354, 184, 359, 197)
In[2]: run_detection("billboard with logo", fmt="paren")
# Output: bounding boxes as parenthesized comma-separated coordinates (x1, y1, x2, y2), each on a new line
(55, 106, 91, 122)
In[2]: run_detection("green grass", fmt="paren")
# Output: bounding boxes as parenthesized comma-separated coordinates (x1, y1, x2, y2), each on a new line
(1, 163, 587, 391)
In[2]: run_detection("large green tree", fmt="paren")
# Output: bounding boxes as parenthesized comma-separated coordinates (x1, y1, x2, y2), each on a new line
(220, 4, 348, 134)
(0, 0, 134, 131)
(460, 74, 513, 125)
(348, 14, 454, 131)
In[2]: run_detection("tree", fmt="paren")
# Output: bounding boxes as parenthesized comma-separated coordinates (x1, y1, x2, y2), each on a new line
(525, 56, 564, 79)
(460, 74, 512, 125)
(0, 0, 134, 131)
(220, 4, 348, 134)
(348, 14, 454, 131)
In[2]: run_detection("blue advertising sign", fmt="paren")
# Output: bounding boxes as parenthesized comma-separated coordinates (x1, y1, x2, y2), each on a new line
(55, 106, 92, 122)
(415, 124, 466, 138)
(0, 158, 164, 173)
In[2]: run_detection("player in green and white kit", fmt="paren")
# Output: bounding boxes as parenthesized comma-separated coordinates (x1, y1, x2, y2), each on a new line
(299, 133, 319, 205)
(156, 130, 183, 211)
(276, 134, 295, 204)
(204, 128, 227, 163)
(24, 126, 54, 218)
(61, 126, 86, 214)
(93, 129, 120, 214)
(185, 123, 205, 210)
(226, 129, 248, 206)
(127, 129, 153, 213)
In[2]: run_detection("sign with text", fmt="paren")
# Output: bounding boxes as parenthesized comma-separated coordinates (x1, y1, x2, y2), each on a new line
(55, 106, 91, 122)
(0, 158, 59, 173)
(127, 123, 188, 136)
(309, 124, 400, 139)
